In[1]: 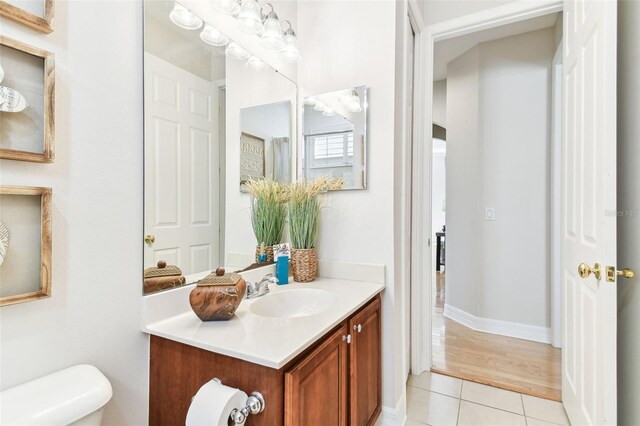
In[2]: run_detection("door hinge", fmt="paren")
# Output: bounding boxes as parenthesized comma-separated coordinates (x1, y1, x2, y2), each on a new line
(428, 238, 431, 247)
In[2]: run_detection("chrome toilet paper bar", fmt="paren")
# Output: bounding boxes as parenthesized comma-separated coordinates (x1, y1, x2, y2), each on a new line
(213, 378, 265, 425)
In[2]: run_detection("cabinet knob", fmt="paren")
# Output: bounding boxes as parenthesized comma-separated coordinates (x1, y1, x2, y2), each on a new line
(342, 334, 352, 344)
(354, 324, 362, 333)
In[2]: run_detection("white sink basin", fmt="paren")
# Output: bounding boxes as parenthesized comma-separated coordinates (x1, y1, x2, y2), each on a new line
(249, 288, 338, 318)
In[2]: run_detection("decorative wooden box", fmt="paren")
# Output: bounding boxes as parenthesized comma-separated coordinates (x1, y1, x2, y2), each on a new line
(189, 268, 246, 321)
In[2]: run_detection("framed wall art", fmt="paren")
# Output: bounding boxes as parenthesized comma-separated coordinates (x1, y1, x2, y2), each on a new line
(240, 132, 266, 187)
(0, 185, 52, 307)
(0, 0, 54, 33)
(0, 35, 55, 163)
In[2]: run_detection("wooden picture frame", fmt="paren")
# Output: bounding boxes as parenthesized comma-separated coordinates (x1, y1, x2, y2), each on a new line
(240, 132, 266, 186)
(0, 0, 54, 33)
(0, 186, 52, 307)
(0, 35, 55, 163)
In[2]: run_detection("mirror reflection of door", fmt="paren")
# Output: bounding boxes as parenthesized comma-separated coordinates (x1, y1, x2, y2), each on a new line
(143, 52, 222, 278)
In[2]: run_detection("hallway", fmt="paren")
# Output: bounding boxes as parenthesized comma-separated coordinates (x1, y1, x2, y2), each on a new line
(432, 272, 562, 401)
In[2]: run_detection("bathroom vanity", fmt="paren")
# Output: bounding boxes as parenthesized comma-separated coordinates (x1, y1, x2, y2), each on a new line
(143, 272, 384, 426)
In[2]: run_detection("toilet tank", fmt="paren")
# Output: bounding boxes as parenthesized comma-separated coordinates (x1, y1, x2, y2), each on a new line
(1, 364, 113, 425)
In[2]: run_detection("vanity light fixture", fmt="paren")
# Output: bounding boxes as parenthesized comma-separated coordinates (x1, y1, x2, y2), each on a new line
(304, 96, 318, 106)
(225, 42, 251, 60)
(322, 107, 336, 117)
(169, 3, 203, 30)
(246, 56, 268, 71)
(313, 101, 326, 112)
(210, 0, 240, 15)
(260, 4, 285, 50)
(237, 0, 264, 35)
(278, 21, 300, 63)
(200, 24, 230, 46)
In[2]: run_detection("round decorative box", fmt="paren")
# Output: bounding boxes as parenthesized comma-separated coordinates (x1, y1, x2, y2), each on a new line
(189, 268, 247, 321)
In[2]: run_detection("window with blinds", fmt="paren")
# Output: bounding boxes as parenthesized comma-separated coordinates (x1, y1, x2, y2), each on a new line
(308, 131, 354, 167)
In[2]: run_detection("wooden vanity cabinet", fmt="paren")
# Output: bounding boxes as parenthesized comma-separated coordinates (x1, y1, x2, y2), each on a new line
(285, 296, 382, 426)
(285, 324, 349, 426)
(349, 296, 382, 426)
(149, 294, 381, 426)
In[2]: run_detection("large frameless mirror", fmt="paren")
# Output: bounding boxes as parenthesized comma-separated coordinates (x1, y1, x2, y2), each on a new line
(301, 86, 368, 190)
(142, 0, 296, 294)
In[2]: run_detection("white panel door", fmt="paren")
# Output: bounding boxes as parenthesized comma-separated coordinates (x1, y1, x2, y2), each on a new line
(144, 53, 220, 275)
(562, 1, 617, 425)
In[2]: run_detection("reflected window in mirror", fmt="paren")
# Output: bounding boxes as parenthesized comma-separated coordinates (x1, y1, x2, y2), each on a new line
(302, 86, 368, 190)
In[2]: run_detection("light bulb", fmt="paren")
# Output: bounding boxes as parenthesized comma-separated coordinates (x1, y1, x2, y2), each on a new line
(322, 107, 336, 117)
(279, 32, 300, 63)
(237, 0, 264, 35)
(225, 42, 251, 60)
(200, 25, 229, 46)
(260, 12, 285, 50)
(246, 56, 268, 71)
(347, 101, 362, 113)
(169, 3, 203, 30)
(210, 0, 239, 15)
(304, 96, 318, 106)
(338, 90, 352, 105)
(313, 102, 326, 112)
(347, 93, 362, 112)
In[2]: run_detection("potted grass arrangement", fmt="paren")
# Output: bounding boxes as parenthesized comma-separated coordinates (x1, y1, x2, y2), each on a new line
(287, 176, 344, 282)
(245, 179, 288, 263)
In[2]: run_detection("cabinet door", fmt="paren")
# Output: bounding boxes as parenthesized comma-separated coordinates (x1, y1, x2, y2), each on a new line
(285, 324, 349, 426)
(349, 296, 382, 426)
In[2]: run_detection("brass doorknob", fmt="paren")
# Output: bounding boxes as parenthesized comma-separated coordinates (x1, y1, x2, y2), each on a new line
(578, 262, 602, 280)
(144, 234, 155, 245)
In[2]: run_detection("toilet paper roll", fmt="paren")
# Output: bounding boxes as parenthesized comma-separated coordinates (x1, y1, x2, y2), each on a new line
(186, 380, 248, 426)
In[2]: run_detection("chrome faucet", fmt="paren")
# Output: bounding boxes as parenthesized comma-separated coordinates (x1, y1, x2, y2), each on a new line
(245, 274, 278, 299)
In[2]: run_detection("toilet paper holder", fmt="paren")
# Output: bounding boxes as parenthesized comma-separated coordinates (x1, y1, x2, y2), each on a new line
(212, 378, 265, 425)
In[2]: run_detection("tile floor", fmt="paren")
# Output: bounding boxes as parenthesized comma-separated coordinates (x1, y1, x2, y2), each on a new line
(406, 371, 571, 426)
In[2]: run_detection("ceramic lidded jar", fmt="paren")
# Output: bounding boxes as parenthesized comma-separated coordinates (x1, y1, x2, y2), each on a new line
(189, 268, 246, 321)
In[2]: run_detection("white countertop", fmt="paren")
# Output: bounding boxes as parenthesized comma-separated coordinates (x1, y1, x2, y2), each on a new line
(142, 267, 385, 369)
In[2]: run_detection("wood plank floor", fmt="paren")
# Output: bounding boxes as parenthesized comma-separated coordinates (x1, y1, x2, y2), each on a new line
(431, 272, 562, 401)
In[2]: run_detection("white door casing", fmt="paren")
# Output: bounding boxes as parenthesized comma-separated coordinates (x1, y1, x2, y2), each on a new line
(144, 53, 220, 275)
(562, 0, 617, 424)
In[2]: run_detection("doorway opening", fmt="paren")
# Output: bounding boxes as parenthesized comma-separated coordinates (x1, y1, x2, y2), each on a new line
(425, 11, 564, 402)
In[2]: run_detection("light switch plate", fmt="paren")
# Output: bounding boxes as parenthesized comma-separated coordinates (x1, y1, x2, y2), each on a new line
(485, 207, 496, 221)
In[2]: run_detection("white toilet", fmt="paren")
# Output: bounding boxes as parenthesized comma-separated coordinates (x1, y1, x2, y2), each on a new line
(0, 364, 113, 425)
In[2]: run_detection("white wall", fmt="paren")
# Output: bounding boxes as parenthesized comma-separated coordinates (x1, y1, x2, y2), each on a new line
(617, 1, 640, 424)
(0, 2, 148, 424)
(297, 0, 404, 415)
(446, 28, 555, 333)
(432, 139, 446, 237)
(419, 0, 517, 27)
(432, 79, 447, 127)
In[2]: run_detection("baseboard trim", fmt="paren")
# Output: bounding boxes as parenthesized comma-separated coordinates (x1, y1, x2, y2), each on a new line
(443, 304, 551, 344)
(376, 392, 407, 426)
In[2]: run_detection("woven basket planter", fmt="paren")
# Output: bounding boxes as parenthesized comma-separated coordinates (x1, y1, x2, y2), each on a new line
(255, 245, 275, 264)
(291, 248, 317, 282)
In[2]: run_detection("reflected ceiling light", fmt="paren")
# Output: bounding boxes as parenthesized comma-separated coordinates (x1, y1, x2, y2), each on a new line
(169, 3, 203, 30)
(200, 24, 229, 46)
(237, 0, 264, 35)
(246, 56, 268, 71)
(313, 101, 326, 112)
(304, 96, 318, 106)
(278, 21, 300, 63)
(225, 42, 251, 60)
(210, 0, 240, 15)
(260, 5, 285, 50)
(322, 107, 336, 117)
